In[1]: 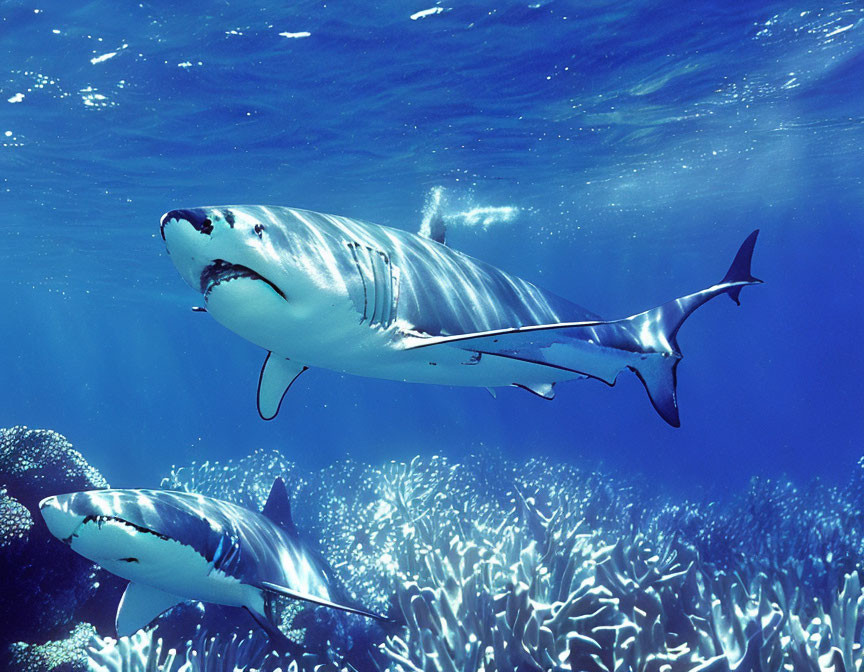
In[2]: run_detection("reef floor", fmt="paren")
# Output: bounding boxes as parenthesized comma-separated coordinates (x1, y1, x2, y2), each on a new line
(2, 426, 863, 672)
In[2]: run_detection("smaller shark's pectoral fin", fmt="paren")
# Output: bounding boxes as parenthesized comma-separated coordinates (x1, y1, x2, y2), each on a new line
(116, 582, 184, 637)
(257, 581, 390, 622)
(257, 353, 308, 420)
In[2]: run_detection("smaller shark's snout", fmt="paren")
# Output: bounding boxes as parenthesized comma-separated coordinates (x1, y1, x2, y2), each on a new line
(39, 495, 85, 544)
(160, 208, 214, 241)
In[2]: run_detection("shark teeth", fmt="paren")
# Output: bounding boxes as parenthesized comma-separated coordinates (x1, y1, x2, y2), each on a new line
(200, 260, 286, 300)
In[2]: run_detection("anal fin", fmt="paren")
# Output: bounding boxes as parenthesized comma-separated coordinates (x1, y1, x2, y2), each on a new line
(257, 353, 308, 420)
(116, 582, 184, 637)
(513, 382, 555, 400)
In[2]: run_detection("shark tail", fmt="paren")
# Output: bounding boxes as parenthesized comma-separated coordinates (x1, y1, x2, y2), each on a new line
(625, 230, 762, 426)
(404, 230, 762, 426)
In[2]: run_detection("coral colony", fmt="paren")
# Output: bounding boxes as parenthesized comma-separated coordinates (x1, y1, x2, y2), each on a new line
(3, 426, 864, 671)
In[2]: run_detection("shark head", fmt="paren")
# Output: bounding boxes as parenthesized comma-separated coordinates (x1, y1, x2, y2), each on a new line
(160, 206, 340, 354)
(39, 490, 213, 586)
(160, 207, 288, 300)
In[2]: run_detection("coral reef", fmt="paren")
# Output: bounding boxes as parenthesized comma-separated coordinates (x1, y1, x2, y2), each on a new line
(154, 449, 864, 672)
(160, 448, 302, 511)
(665, 470, 864, 602)
(0, 426, 108, 509)
(8, 622, 95, 672)
(87, 625, 319, 672)
(0, 427, 114, 664)
(7, 428, 864, 672)
(0, 486, 33, 548)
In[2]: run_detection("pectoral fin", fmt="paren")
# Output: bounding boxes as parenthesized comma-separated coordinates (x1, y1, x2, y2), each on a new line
(257, 581, 389, 621)
(116, 582, 184, 637)
(257, 353, 308, 420)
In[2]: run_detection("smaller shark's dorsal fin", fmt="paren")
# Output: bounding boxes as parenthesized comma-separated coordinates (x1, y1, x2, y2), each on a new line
(262, 477, 297, 538)
(116, 582, 184, 637)
(513, 382, 555, 400)
(257, 353, 308, 420)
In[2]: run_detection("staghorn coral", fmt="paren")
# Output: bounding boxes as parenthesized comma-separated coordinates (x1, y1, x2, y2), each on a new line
(374, 492, 864, 672)
(658, 472, 864, 605)
(160, 448, 303, 512)
(362, 456, 864, 672)
(86, 626, 328, 672)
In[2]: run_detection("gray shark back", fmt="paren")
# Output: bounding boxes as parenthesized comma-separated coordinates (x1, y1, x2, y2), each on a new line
(251, 205, 601, 336)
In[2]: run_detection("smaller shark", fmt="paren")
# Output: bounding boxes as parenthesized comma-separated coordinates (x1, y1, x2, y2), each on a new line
(39, 479, 385, 641)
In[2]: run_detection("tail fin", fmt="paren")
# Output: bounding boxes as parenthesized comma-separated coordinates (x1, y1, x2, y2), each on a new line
(721, 229, 762, 305)
(627, 230, 762, 426)
(403, 230, 762, 427)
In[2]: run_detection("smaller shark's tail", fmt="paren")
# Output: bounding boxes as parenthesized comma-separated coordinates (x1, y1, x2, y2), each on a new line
(626, 230, 762, 426)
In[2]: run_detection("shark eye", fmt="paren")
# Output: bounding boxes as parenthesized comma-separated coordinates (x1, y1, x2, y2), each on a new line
(254, 223, 266, 238)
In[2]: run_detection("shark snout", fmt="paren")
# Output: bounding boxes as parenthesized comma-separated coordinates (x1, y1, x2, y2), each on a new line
(160, 208, 214, 241)
(39, 495, 85, 544)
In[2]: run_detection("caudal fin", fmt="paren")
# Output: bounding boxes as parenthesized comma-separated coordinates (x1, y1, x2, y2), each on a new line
(721, 229, 762, 305)
(403, 230, 762, 426)
(627, 230, 762, 426)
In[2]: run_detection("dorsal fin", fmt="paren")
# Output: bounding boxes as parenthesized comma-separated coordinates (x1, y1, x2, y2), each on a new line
(425, 212, 446, 245)
(262, 478, 297, 538)
(419, 188, 447, 245)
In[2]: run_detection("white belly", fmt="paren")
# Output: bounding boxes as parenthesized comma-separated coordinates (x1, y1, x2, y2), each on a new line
(72, 518, 256, 608)
(204, 275, 595, 388)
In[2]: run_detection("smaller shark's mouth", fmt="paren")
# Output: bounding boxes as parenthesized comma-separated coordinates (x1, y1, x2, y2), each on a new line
(200, 260, 286, 301)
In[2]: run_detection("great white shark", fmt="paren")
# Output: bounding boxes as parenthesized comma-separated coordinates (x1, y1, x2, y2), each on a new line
(160, 205, 761, 426)
(39, 479, 385, 640)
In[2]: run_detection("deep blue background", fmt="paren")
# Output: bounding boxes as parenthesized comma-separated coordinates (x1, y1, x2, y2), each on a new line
(1, 1, 862, 497)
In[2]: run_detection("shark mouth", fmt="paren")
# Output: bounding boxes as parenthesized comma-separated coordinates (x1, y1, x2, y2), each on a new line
(200, 260, 286, 301)
(62, 514, 171, 546)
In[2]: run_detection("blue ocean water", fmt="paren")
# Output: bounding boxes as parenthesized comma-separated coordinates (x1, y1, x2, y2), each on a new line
(1, 0, 862, 501)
